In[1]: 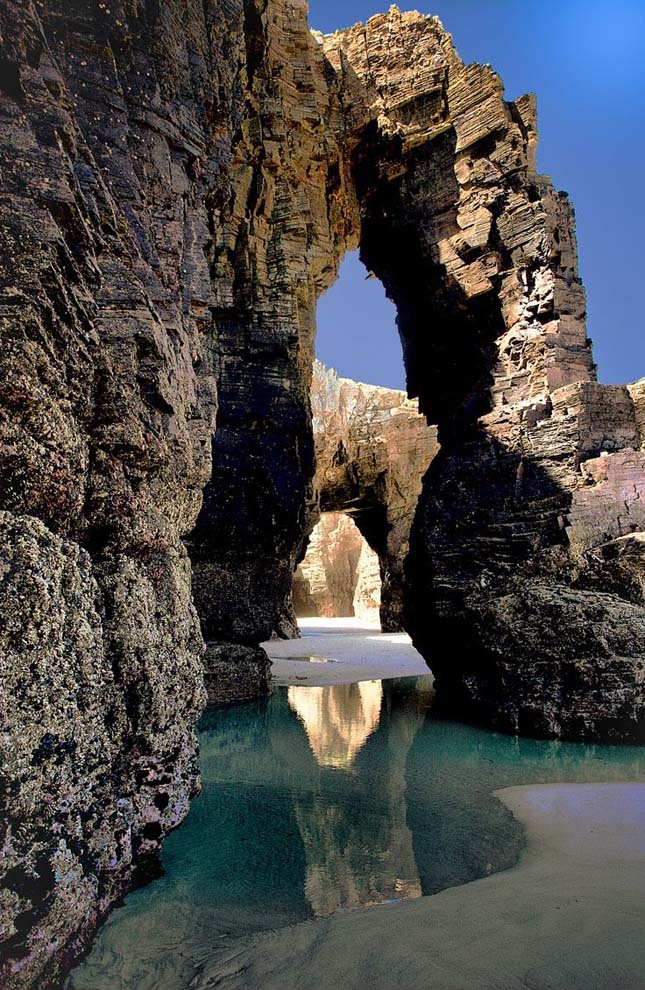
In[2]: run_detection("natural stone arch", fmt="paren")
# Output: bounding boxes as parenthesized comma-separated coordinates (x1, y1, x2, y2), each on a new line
(292, 512, 382, 622)
(330, 13, 645, 737)
(294, 361, 438, 631)
(3, 2, 645, 983)
(189, 4, 645, 741)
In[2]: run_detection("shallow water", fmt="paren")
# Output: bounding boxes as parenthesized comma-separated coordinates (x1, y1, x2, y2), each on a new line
(67, 677, 645, 990)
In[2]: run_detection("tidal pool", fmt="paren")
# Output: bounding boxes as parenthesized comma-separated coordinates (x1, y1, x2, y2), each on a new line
(67, 677, 645, 990)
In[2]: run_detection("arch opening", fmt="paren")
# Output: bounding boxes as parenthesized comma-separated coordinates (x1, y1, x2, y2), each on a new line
(315, 250, 405, 392)
(293, 357, 439, 635)
(292, 512, 381, 622)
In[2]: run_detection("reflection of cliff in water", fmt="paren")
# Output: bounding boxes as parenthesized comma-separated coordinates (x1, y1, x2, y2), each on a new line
(67, 675, 645, 990)
(287, 679, 435, 915)
(288, 680, 383, 769)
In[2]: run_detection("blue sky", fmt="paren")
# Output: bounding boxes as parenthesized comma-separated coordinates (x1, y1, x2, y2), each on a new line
(311, 0, 645, 390)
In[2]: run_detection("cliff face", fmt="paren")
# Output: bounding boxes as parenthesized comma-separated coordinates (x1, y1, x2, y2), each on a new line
(299, 361, 438, 630)
(2, 1, 645, 985)
(0, 0, 228, 983)
(184, 4, 355, 656)
(293, 511, 382, 621)
(410, 380, 645, 739)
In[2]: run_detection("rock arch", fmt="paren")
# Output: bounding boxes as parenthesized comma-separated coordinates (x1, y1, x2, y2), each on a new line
(292, 512, 382, 622)
(294, 361, 438, 631)
(188, 2, 645, 743)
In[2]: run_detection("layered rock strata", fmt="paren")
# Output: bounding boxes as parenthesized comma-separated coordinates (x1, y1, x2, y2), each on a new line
(409, 379, 645, 740)
(1, 0, 221, 984)
(295, 361, 438, 629)
(293, 511, 382, 621)
(2, 1, 645, 986)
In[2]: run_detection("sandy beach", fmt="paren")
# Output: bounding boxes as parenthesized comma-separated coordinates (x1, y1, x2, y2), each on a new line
(264, 617, 430, 686)
(201, 781, 645, 990)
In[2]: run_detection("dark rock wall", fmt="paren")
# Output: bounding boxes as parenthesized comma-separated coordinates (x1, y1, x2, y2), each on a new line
(408, 381, 645, 740)
(1, 0, 231, 983)
(184, 1, 360, 690)
(185, 4, 358, 648)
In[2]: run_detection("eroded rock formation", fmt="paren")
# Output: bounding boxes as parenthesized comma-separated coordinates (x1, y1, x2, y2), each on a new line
(2, 0, 645, 985)
(293, 361, 438, 628)
(0, 0, 221, 983)
(292, 511, 382, 621)
(409, 379, 645, 739)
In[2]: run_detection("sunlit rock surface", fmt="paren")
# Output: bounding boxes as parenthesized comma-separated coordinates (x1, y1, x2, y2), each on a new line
(293, 512, 382, 621)
(354, 539, 383, 621)
(298, 362, 438, 630)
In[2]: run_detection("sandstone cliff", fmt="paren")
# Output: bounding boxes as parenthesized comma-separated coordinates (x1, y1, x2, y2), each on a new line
(293, 361, 438, 629)
(1, 1, 645, 986)
(293, 511, 382, 621)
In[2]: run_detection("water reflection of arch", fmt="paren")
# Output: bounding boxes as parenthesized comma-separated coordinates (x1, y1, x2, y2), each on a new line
(286, 678, 435, 915)
(287, 680, 383, 769)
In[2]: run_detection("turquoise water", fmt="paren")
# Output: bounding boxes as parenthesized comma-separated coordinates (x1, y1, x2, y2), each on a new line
(67, 677, 645, 990)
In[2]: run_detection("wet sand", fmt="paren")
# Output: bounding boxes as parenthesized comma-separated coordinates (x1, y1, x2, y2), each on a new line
(205, 782, 645, 990)
(265, 616, 430, 686)
(258, 621, 645, 989)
